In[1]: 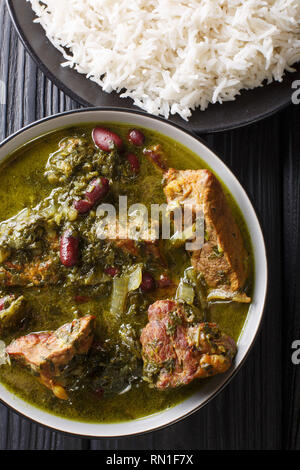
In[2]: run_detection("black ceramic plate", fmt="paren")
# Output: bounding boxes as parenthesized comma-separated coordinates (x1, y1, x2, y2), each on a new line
(7, 0, 300, 133)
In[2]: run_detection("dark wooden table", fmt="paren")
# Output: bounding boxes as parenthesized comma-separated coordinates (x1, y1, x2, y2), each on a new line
(0, 2, 299, 451)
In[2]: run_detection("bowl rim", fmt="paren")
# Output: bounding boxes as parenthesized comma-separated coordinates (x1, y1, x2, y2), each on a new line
(0, 107, 268, 438)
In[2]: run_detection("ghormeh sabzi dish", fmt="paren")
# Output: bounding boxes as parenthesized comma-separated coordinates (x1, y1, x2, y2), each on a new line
(0, 124, 253, 422)
(27, 0, 300, 120)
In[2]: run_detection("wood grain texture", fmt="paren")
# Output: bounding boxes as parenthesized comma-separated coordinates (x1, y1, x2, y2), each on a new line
(0, 0, 298, 450)
(282, 105, 300, 450)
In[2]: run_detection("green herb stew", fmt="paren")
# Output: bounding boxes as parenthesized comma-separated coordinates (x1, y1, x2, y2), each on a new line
(0, 123, 253, 422)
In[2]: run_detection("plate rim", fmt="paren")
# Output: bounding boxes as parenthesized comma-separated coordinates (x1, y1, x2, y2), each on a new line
(6, 0, 297, 133)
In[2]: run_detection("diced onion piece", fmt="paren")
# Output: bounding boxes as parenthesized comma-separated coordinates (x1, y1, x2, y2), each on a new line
(207, 289, 232, 301)
(110, 265, 143, 315)
(185, 266, 197, 282)
(232, 293, 251, 303)
(0, 340, 10, 366)
(52, 384, 68, 400)
(207, 289, 251, 303)
(110, 277, 129, 315)
(118, 384, 132, 395)
(0, 296, 24, 323)
(176, 280, 195, 305)
(127, 264, 142, 292)
(84, 271, 110, 285)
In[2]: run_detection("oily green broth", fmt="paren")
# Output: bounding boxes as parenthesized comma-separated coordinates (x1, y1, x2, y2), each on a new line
(0, 123, 253, 423)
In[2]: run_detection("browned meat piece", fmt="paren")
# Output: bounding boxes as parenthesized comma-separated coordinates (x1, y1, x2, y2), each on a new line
(105, 220, 140, 257)
(163, 169, 250, 302)
(97, 218, 166, 265)
(0, 227, 60, 287)
(6, 315, 95, 399)
(140, 300, 236, 389)
(0, 257, 60, 287)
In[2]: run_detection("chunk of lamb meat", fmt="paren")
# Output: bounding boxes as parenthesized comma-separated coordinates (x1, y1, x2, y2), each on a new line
(6, 315, 95, 399)
(163, 169, 250, 302)
(0, 257, 60, 287)
(140, 300, 236, 389)
(0, 215, 60, 287)
(96, 218, 165, 265)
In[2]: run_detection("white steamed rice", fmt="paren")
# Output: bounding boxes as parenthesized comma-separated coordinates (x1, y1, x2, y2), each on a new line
(28, 0, 300, 120)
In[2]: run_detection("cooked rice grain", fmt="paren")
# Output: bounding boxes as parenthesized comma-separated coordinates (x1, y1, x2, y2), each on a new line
(28, 0, 300, 120)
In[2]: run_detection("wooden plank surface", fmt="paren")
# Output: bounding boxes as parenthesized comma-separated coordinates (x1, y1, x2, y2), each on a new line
(282, 106, 300, 450)
(0, 0, 298, 450)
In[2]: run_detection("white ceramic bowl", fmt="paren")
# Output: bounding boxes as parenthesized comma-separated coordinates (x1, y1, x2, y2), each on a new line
(0, 108, 267, 437)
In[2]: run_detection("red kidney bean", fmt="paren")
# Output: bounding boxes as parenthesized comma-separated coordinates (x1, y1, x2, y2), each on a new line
(73, 199, 93, 214)
(5, 261, 18, 270)
(92, 127, 123, 152)
(126, 153, 140, 174)
(143, 146, 168, 172)
(105, 266, 119, 277)
(141, 272, 156, 293)
(157, 274, 173, 288)
(93, 387, 104, 399)
(85, 177, 109, 205)
(74, 295, 90, 303)
(60, 229, 79, 267)
(128, 129, 145, 147)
